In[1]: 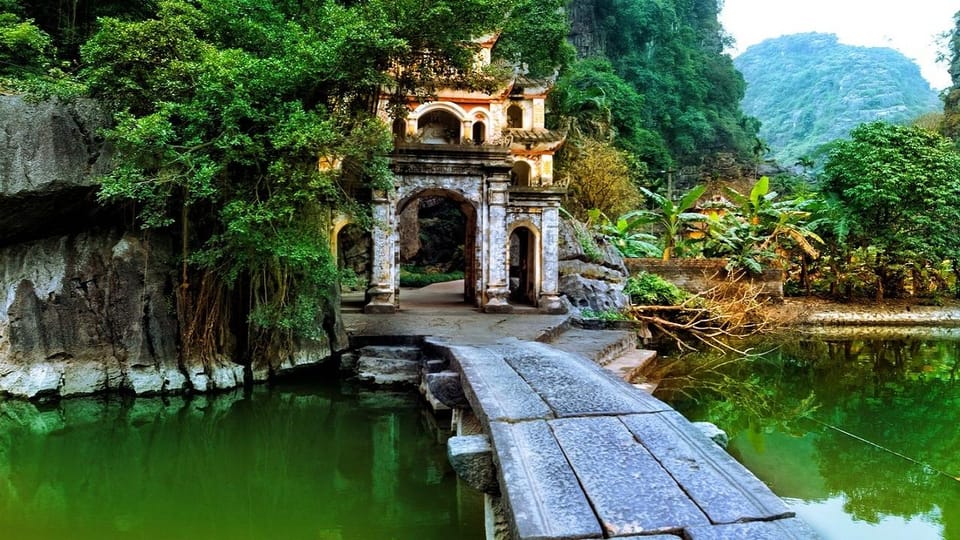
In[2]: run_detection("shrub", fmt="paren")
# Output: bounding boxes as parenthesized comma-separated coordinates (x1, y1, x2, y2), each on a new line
(399, 266, 465, 288)
(625, 272, 688, 305)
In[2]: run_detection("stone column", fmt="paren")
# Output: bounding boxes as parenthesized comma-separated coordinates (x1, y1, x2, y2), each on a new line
(484, 175, 512, 313)
(365, 190, 397, 313)
(539, 205, 565, 314)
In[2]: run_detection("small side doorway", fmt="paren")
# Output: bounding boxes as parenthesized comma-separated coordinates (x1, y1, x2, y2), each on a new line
(509, 227, 538, 305)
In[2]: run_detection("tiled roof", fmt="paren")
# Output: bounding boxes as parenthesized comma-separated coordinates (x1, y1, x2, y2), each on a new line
(508, 128, 566, 144)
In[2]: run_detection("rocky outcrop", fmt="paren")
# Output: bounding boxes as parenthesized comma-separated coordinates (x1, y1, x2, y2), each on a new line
(0, 230, 188, 397)
(0, 97, 345, 398)
(0, 96, 113, 245)
(557, 219, 629, 316)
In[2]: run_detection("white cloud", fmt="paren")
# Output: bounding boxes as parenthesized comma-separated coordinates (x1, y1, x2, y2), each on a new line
(720, 0, 957, 90)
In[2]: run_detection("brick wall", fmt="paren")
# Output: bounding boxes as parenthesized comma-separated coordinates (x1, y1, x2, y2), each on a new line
(624, 258, 783, 300)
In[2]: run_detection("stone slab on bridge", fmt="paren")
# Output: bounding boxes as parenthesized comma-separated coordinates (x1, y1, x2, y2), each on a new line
(427, 338, 819, 540)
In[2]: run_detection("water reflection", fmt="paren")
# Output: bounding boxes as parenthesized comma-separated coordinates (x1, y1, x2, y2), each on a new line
(660, 336, 960, 540)
(0, 381, 483, 539)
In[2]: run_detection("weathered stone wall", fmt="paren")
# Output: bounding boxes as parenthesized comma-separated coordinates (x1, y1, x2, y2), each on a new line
(624, 258, 784, 300)
(0, 230, 198, 397)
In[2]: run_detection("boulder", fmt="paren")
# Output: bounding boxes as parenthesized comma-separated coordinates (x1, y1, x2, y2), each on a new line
(557, 219, 629, 315)
(0, 96, 113, 245)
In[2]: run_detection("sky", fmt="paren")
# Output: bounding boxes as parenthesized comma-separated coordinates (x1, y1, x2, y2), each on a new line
(719, 0, 957, 90)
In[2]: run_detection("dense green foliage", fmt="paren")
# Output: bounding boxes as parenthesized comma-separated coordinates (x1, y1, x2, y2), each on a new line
(820, 121, 960, 298)
(736, 33, 942, 165)
(943, 11, 960, 142)
(553, 0, 758, 172)
(0, 0, 569, 359)
(0, 7, 51, 75)
(625, 272, 689, 306)
(399, 266, 465, 288)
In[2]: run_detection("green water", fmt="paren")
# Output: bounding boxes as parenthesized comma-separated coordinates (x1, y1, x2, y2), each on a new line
(0, 381, 483, 539)
(661, 335, 960, 540)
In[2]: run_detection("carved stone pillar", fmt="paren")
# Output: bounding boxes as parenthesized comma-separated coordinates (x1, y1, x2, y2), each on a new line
(365, 190, 397, 313)
(539, 205, 565, 314)
(484, 175, 512, 313)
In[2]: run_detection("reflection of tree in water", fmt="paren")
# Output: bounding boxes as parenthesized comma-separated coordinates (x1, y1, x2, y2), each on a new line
(661, 337, 960, 539)
(803, 339, 960, 531)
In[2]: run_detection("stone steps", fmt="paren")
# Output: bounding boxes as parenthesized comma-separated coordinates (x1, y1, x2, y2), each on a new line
(546, 328, 637, 366)
(604, 348, 657, 384)
(546, 325, 660, 391)
(353, 345, 422, 386)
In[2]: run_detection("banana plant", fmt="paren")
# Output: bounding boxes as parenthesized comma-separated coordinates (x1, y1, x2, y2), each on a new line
(718, 177, 823, 272)
(587, 208, 661, 258)
(625, 184, 707, 261)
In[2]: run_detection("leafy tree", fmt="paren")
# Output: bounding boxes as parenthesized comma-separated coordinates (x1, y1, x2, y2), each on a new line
(493, 0, 573, 78)
(587, 209, 660, 259)
(0, 5, 52, 76)
(704, 176, 821, 274)
(943, 10, 960, 142)
(82, 0, 562, 365)
(588, 0, 759, 169)
(550, 58, 671, 165)
(560, 136, 642, 220)
(823, 121, 960, 299)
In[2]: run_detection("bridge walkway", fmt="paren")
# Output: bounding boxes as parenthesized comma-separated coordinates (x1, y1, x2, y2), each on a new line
(428, 338, 818, 540)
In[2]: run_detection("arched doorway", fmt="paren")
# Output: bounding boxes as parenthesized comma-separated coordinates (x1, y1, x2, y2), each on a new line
(336, 223, 372, 294)
(509, 226, 538, 305)
(512, 161, 531, 187)
(392, 118, 407, 140)
(472, 121, 486, 144)
(418, 109, 462, 144)
(507, 104, 523, 129)
(396, 189, 478, 306)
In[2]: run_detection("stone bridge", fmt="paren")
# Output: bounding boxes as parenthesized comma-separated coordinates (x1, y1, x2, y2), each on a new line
(427, 339, 818, 540)
(344, 287, 819, 539)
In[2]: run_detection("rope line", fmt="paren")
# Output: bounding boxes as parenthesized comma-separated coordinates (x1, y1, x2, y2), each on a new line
(804, 415, 960, 483)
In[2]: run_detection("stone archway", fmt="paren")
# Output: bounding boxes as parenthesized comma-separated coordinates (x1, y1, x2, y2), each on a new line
(418, 109, 462, 144)
(364, 144, 513, 314)
(336, 223, 372, 293)
(472, 121, 486, 144)
(512, 161, 532, 187)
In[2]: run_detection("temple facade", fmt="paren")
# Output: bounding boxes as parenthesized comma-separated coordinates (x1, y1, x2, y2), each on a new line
(342, 36, 567, 314)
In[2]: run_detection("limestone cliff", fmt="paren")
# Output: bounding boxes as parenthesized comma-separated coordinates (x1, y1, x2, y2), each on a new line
(0, 96, 345, 398)
(0, 96, 113, 245)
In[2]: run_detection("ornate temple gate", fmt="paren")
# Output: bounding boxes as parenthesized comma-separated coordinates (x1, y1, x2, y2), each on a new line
(363, 143, 564, 314)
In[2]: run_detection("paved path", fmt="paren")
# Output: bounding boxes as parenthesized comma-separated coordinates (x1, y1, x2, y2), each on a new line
(343, 280, 569, 344)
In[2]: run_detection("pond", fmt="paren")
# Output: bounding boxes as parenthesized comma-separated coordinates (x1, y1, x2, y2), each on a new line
(659, 333, 960, 540)
(0, 379, 483, 539)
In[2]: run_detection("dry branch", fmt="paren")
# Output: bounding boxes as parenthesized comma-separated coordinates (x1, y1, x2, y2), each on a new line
(626, 278, 773, 354)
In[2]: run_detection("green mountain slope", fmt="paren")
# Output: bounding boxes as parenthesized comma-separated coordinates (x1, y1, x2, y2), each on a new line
(735, 33, 942, 164)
